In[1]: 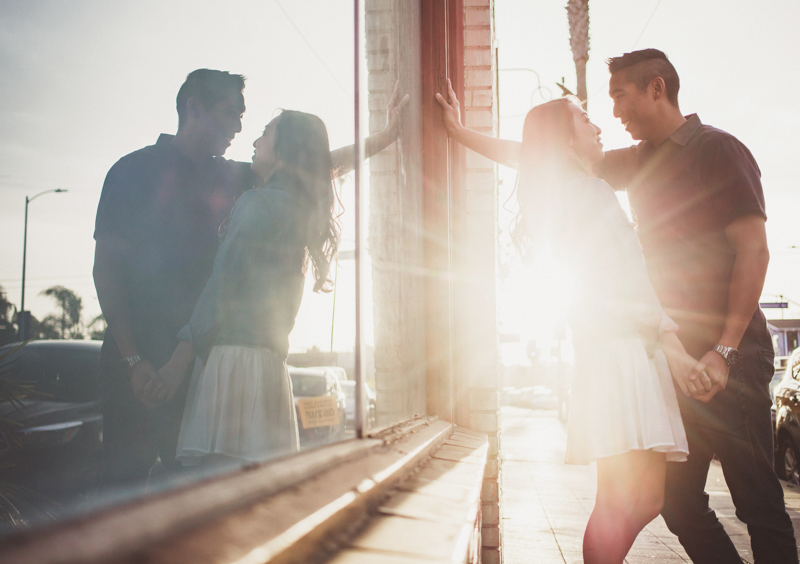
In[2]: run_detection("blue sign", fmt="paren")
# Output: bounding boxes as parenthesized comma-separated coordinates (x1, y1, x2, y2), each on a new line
(761, 302, 789, 309)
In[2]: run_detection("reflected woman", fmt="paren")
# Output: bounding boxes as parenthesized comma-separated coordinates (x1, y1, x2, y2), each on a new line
(154, 111, 339, 466)
(437, 85, 698, 564)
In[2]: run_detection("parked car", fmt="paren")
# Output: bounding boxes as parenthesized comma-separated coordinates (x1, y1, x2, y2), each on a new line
(0, 340, 103, 497)
(339, 380, 376, 430)
(771, 355, 790, 400)
(289, 366, 346, 447)
(773, 348, 800, 484)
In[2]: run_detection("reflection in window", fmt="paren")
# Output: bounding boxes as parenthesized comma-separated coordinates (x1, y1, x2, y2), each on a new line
(0, 0, 358, 535)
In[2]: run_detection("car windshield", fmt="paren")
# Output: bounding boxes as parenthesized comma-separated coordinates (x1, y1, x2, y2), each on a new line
(290, 374, 326, 397)
(0, 346, 100, 403)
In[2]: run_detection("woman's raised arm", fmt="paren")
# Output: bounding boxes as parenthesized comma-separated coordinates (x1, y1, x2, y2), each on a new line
(330, 81, 410, 178)
(435, 78, 521, 169)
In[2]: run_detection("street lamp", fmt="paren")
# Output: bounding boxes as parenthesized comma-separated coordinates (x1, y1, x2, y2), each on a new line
(19, 188, 68, 340)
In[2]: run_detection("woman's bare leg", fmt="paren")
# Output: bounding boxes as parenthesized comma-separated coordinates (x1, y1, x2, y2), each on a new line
(583, 450, 667, 564)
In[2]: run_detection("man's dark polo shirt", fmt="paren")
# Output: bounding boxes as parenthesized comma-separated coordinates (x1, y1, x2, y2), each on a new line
(94, 134, 259, 367)
(595, 114, 771, 359)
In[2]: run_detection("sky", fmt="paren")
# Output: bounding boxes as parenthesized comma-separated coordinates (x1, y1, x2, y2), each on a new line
(495, 0, 800, 362)
(1, 0, 799, 357)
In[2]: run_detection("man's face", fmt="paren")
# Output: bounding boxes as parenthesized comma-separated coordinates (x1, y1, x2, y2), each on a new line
(198, 90, 245, 157)
(609, 70, 656, 142)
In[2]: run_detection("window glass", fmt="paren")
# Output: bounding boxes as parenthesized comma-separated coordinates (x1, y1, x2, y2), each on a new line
(359, 0, 426, 432)
(0, 0, 359, 536)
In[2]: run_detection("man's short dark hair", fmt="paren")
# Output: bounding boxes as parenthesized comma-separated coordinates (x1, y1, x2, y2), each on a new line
(176, 69, 246, 128)
(606, 49, 680, 106)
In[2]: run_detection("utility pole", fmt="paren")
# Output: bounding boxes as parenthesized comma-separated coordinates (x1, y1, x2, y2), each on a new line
(19, 188, 68, 340)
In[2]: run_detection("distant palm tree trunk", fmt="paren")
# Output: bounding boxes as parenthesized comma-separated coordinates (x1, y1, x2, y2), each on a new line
(567, 0, 590, 107)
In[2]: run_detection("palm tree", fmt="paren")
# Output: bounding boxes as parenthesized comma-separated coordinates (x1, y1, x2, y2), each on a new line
(40, 286, 83, 339)
(0, 285, 17, 346)
(567, 0, 590, 107)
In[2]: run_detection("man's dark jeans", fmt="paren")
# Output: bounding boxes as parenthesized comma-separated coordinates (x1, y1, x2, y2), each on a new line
(661, 342, 798, 563)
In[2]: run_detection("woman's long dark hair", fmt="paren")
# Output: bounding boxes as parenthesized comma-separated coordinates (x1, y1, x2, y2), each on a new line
(510, 97, 581, 259)
(274, 110, 340, 292)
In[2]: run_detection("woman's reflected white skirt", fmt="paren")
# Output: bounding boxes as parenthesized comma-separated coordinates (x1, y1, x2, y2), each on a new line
(176, 345, 300, 466)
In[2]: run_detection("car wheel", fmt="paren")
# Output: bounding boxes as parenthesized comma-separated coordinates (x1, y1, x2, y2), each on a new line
(780, 437, 800, 485)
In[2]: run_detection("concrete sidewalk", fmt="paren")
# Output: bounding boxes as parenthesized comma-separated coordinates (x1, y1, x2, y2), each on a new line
(500, 406, 800, 563)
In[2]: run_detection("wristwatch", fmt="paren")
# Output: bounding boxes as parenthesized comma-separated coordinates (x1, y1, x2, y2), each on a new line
(121, 354, 143, 371)
(713, 344, 740, 366)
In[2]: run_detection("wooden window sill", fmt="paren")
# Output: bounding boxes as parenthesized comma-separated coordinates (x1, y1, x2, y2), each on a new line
(1, 417, 486, 564)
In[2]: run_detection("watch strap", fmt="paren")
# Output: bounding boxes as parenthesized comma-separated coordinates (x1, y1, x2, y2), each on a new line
(713, 344, 738, 366)
(122, 354, 143, 370)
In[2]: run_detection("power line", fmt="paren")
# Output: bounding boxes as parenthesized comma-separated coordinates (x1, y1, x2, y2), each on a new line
(585, 0, 665, 104)
(272, 0, 351, 100)
(631, 0, 664, 50)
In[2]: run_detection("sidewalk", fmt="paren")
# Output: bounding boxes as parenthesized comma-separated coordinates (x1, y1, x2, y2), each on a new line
(500, 406, 800, 564)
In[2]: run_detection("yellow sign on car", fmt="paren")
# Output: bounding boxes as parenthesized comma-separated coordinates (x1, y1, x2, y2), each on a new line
(297, 396, 339, 429)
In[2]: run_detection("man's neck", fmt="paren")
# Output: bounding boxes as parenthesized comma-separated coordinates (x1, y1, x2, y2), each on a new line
(172, 128, 213, 163)
(647, 110, 687, 148)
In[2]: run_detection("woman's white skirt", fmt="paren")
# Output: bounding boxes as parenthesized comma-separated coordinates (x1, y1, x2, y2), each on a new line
(565, 338, 689, 465)
(176, 345, 299, 465)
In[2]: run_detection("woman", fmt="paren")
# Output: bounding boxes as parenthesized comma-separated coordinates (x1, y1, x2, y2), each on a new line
(153, 110, 339, 466)
(437, 85, 701, 563)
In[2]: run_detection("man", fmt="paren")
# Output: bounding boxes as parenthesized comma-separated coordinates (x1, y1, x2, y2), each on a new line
(596, 49, 796, 564)
(435, 49, 796, 563)
(94, 69, 406, 487)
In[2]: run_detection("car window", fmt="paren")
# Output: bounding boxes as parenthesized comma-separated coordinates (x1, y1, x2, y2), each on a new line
(0, 347, 100, 403)
(290, 374, 326, 397)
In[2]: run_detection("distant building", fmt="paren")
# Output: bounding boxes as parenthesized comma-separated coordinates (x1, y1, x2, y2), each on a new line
(768, 319, 800, 356)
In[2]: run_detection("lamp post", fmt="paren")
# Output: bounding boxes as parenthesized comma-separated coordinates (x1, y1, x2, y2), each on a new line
(19, 188, 68, 340)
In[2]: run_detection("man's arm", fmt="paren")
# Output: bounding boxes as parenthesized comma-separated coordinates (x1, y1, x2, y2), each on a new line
(93, 241, 159, 408)
(330, 81, 410, 178)
(719, 215, 770, 349)
(691, 215, 770, 401)
(436, 79, 521, 168)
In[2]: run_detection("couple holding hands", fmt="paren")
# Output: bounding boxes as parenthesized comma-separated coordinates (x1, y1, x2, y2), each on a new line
(435, 49, 796, 564)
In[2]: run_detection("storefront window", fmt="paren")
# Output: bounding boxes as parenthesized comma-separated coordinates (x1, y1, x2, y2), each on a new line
(0, 0, 367, 534)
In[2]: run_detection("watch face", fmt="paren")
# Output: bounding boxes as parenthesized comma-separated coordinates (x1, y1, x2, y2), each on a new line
(727, 349, 740, 366)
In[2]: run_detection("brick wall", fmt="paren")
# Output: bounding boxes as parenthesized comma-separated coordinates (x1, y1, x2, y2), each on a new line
(462, 0, 501, 562)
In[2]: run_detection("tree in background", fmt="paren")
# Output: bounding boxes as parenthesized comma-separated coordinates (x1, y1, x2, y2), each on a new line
(0, 286, 18, 346)
(40, 286, 84, 340)
(567, 0, 590, 106)
(86, 313, 106, 341)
